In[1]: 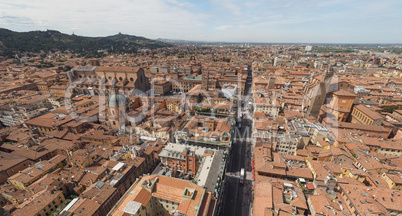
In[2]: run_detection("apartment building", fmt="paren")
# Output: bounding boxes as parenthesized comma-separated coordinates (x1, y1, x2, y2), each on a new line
(152, 81, 172, 95)
(0, 152, 31, 184)
(382, 173, 402, 190)
(339, 184, 402, 216)
(254, 97, 280, 117)
(351, 104, 384, 125)
(7, 155, 66, 190)
(109, 175, 216, 216)
(11, 189, 65, 216)
(175, 116, 233, 150)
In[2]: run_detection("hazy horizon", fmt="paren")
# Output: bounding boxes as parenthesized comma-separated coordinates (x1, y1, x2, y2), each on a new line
(1, 0, 401, 44)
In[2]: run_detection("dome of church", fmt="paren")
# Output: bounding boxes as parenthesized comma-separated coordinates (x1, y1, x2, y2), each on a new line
(108, 93, 127, 107)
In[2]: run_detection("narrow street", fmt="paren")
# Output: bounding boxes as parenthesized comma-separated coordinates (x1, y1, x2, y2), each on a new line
(221, 66, 254, 216)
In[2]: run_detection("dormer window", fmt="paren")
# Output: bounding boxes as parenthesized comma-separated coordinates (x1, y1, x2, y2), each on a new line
(182, 187, 195, 199)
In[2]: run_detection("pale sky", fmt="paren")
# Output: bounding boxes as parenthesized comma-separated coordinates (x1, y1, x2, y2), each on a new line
(0, 0, 401, 43)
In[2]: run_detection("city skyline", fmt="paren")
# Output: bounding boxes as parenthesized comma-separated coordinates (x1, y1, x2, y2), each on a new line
(0, 7, 401, 214)
(1, 0, 401, 43)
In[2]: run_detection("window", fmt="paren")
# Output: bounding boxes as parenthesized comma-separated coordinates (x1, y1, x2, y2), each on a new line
(113, 121, 116, 125)
(119, 77, 123, 81)
(130, 77, 134, 82)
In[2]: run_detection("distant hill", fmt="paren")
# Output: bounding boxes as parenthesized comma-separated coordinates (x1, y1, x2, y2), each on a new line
(156, 38, 219, 45)
(0, 29, 171, 57)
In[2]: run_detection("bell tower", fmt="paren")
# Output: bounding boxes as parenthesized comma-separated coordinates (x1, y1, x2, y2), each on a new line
(108, 84, 127, 131)
(201, 70, 209, 90)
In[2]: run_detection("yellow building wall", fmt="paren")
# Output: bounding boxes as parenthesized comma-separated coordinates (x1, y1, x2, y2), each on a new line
(382, 173, 402, 190)
(8, 179, 26, 190)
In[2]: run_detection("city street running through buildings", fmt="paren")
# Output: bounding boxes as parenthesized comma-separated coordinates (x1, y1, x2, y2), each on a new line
(221, 66, 254, 216)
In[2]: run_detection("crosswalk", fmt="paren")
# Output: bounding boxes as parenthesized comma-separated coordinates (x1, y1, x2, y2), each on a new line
(225, 171, 254, 181)
(233, 137, 254, 142)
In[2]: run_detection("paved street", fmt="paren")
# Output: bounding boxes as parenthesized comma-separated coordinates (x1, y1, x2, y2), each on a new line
(221, 66, 254, 216)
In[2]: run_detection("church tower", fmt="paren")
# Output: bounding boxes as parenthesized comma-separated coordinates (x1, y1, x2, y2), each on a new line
(172, 65, 179, 80)
(324, 65, 334, 80)
(108, 85, 128, 131)
(307, 81, 326, 118)
(268, 76, 276, 89)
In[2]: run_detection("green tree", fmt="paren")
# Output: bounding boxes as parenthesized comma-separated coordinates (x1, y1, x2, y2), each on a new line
(382, 105, 399, 113)
(63, 65, 72, 72)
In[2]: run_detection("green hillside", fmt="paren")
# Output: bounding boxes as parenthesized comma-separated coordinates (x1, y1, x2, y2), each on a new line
(0, 29, 171, 57)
